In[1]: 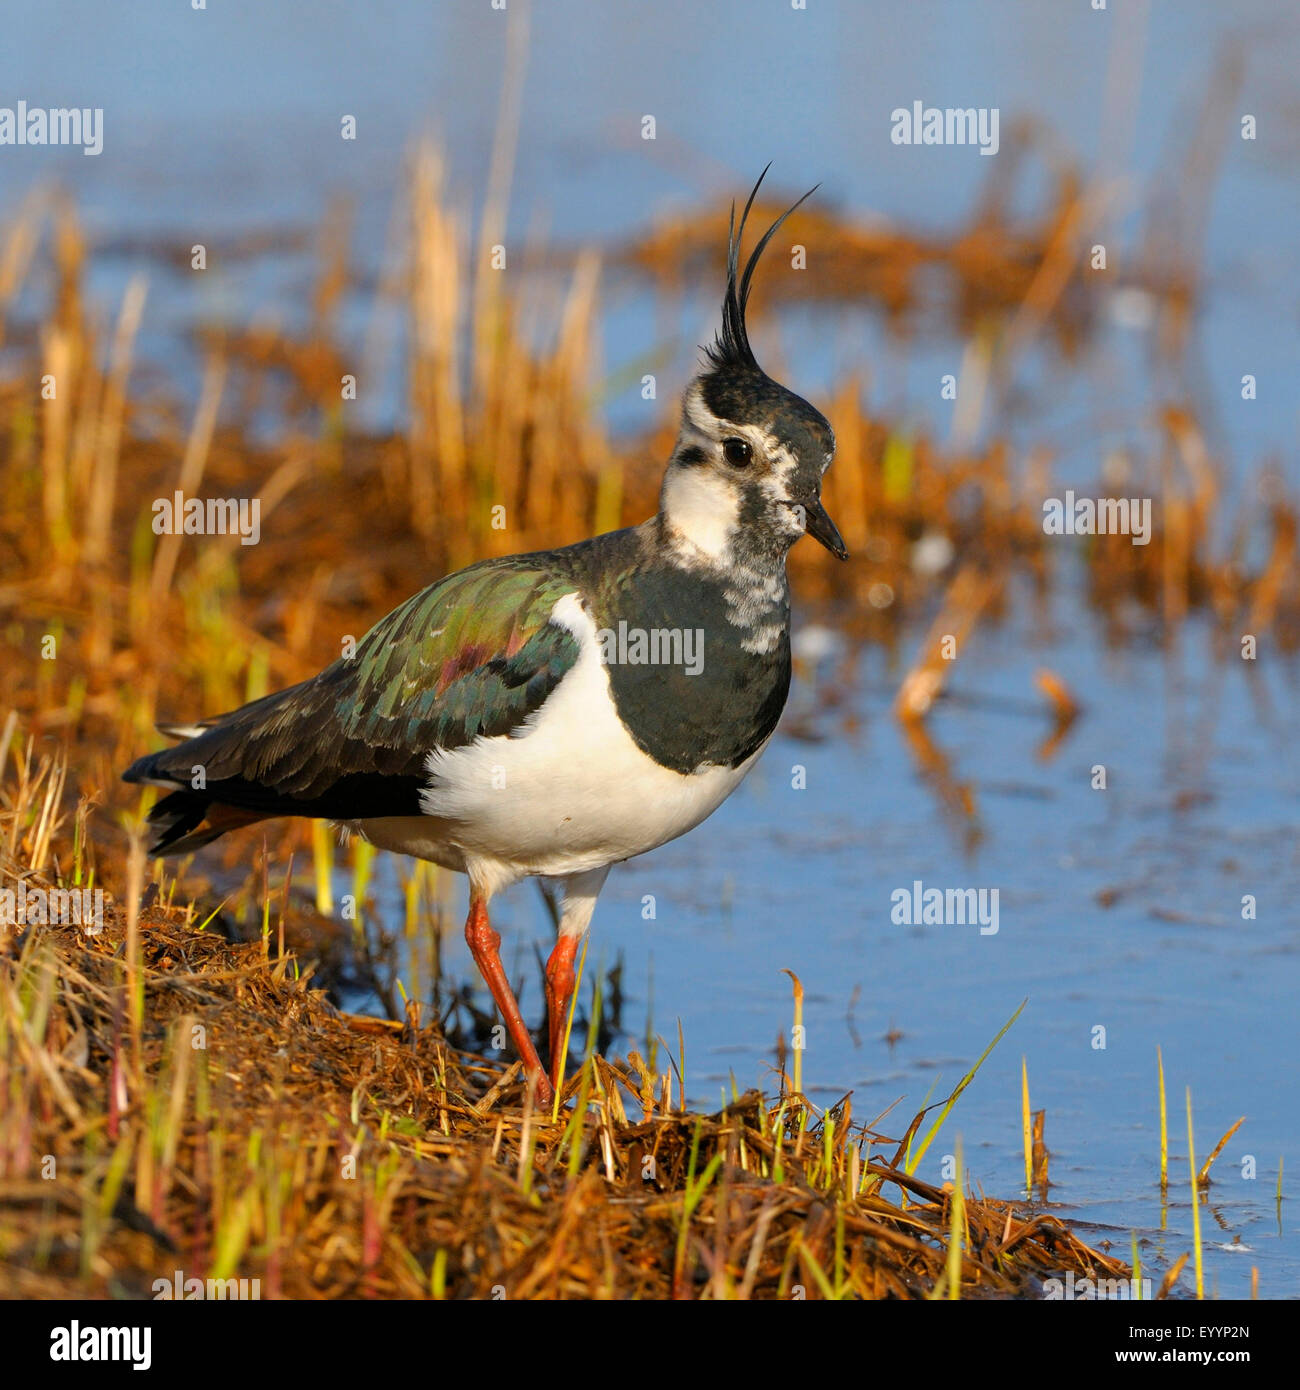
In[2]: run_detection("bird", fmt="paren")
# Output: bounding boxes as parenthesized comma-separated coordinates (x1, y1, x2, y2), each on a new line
(123, 168, 847, 1105)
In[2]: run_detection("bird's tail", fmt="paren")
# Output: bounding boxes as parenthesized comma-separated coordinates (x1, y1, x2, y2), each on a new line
(123, 719, 277, 856)
(132, 783, 271, 856)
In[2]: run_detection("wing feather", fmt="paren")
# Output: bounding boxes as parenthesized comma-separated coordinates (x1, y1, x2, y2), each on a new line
(123, 557, 582, 832)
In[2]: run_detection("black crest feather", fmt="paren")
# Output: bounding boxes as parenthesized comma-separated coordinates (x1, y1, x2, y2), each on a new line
(706, 164, 819, 373)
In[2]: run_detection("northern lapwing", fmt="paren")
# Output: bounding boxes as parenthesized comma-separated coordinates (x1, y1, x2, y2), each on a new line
(123, 169, 847, 1104)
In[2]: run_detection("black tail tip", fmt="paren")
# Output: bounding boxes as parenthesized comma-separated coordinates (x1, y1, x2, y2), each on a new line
(130, 788, 211, 856)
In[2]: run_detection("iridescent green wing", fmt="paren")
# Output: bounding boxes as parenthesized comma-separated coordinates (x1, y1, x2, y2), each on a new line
(127, 557, 582, 807)
(339, 558, 581, 756)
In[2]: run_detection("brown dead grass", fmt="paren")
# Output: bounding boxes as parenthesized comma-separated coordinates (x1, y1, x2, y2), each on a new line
(0, 900, 1127, 1300)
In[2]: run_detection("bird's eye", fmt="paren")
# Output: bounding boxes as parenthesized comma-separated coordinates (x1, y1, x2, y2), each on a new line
(722, 437, 753, 467)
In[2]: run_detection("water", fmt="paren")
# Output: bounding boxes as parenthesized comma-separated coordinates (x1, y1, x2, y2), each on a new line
(7, 0, 1297, 1296)
(4, 1, 1299, 457)
(428, 583, 1299, 1299)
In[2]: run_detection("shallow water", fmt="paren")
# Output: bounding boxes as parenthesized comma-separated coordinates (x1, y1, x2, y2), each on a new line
(6, 0, 1299, 461)
(393, 583, 1295, 1299)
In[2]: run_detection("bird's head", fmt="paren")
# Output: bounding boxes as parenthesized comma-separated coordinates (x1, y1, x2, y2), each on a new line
(660, 168, 847, 569)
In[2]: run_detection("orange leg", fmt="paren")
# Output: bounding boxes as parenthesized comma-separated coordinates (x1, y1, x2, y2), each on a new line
(544, 934, 580, 1092)
(464, 891, 552, 1106)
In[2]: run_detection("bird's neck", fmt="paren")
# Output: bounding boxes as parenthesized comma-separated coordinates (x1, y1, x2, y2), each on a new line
(642, 511, 790, 661)
(656, 462, 791, 580)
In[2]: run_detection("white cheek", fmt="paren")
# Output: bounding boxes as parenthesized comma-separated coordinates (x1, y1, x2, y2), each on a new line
(661, 466, 739, 561)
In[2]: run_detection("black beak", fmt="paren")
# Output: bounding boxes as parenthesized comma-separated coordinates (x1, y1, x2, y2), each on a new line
(801, 496, 848, 560)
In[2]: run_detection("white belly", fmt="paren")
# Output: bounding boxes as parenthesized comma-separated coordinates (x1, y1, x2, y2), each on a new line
(349, 593, 762, 891)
